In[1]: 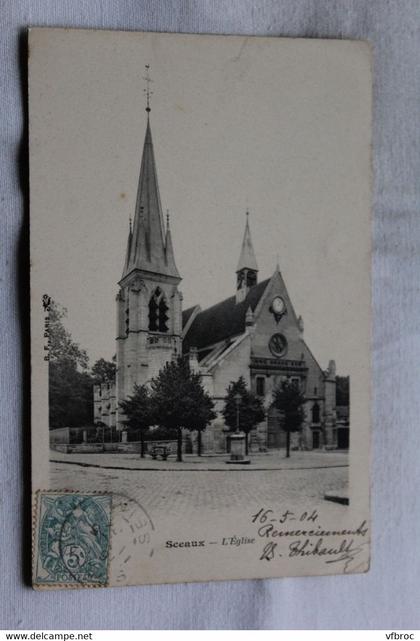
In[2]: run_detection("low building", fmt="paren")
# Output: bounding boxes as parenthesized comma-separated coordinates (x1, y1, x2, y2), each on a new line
(93, 382, 116, 428)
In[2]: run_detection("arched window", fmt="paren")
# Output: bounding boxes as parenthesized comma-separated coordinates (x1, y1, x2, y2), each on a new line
(148, 287, 169, 333)
(148, 295, 158, 331)
(312, 403, 320, 424)
(256, 376, 265, 397)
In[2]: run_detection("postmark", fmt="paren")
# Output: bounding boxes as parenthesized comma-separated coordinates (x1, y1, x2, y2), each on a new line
(33, 491, 112, 588)
(108, 493, 155, 585)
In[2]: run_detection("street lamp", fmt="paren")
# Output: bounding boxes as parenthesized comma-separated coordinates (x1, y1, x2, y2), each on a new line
(234, 393, 241, 433)
(227, 392, 250, 465)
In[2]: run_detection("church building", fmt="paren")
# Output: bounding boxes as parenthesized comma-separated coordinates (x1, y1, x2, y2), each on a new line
(94, 81, 339, 453)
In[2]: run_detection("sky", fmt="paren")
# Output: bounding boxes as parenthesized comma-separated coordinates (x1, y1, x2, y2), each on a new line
(30, 30, 372, 376)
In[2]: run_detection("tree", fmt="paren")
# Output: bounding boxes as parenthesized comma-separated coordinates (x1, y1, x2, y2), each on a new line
(272, 380, 305, 458)
(223, 376, 265, 455)
(49, 360, 94, 428)
(48, 300, 88, 368)
(92, 358, 116, 384)
(48, 300, 93, 428)
(150, 357, 216, 461)
(119, 384, 153, 458)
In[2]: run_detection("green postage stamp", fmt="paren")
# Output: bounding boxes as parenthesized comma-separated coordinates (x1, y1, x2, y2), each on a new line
(33, 492, 112, 588)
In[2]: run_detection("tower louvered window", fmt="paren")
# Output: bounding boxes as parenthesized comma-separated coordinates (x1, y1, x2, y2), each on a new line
(148, 287, 169, 333)
(237, 268, 257, 290)
(246, 270, 257, 287)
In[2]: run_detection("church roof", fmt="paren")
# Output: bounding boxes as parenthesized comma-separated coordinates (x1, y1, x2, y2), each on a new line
(236, 213, 258, 273)
(182, 278, 270, 353)
(121, 117, 181, 281)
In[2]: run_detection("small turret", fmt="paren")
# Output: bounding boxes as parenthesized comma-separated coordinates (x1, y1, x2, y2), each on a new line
(298, 315, 304, 334)
(327, 359, 336, 378)
(164, 210, 181, 279)
(245, 305, 255, 329)
(189, 346, 199, 372)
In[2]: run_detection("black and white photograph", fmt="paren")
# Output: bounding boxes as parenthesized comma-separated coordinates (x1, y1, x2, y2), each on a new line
(29, 28, 371, 588)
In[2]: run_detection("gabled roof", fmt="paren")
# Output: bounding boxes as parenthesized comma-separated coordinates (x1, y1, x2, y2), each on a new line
(199, 333, 250, 371)
(182, 278, 270, 353)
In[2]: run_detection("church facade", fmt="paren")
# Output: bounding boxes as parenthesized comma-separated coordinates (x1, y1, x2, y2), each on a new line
(94, 105, 340, 453)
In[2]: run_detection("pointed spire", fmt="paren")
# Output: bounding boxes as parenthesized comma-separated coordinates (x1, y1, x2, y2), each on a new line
(236, 211, 258, 273)
(121, 91, 180, 281)
(164, 210, 181, 279)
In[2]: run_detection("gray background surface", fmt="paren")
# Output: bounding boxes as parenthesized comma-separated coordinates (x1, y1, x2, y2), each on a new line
(1, 0, 419, 630)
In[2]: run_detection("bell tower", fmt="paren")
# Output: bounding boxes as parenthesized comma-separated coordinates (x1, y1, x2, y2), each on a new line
(236, 211, 258, 303)
(116, 66, 182, 416)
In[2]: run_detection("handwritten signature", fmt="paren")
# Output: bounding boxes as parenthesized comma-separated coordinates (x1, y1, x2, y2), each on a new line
(289, 537, 369, 573)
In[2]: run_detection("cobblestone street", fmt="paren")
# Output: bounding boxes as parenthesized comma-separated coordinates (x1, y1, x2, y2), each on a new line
(50, 454, 348, 520)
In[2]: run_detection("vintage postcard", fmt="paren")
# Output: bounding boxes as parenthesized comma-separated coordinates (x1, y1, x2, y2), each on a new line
(29, 28, 372, 588)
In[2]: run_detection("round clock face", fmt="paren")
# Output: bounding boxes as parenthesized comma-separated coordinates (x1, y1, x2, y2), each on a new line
(269, 333, 288, 358)
(272, 296, 285, 314)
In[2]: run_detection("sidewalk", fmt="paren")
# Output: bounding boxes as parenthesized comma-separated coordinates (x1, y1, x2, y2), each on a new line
(50, 449, 349, 472)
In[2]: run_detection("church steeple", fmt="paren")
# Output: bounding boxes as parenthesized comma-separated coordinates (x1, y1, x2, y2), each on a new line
(236, 211, 258, 302)
(237, 211, 258, 274)
(121, 66, 180, 282)
(116, 68, 183, 416)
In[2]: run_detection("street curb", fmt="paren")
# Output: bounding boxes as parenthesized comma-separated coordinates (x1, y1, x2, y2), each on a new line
(50, 459, 349, 473)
